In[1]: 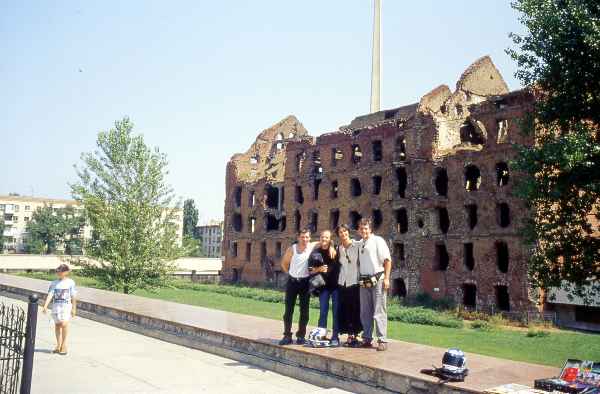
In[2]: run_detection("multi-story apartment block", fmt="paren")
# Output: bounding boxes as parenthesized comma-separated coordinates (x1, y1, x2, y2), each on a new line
(195, 220, 223, 258)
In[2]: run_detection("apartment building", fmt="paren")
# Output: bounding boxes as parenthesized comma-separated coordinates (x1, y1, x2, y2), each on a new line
(0, 194, 183, 252)
(195, 220, 223, 258)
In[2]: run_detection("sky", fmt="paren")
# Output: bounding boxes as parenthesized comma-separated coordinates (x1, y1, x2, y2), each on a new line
(0, 1, 525, 222)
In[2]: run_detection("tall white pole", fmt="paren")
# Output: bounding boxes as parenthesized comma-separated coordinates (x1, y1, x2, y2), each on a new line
(370, 0, 381, 113)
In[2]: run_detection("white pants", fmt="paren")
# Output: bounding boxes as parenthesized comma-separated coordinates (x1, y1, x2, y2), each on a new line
(52, 303, 72, 323)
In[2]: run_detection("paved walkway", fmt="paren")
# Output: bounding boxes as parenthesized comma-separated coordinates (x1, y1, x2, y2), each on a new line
(1, 297, 343, 394)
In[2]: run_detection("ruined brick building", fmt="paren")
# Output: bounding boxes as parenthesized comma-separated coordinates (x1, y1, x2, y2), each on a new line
(222, 56, 536, 313)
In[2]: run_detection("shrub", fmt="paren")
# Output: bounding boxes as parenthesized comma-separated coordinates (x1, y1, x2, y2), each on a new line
(488, 314, 509, 327)
(471, 320, 493, 331)
(456, 309, 490, 321)
(388, 304, 463, 328)
(404, 292, 456, 311)
(526, 327, 550, 338)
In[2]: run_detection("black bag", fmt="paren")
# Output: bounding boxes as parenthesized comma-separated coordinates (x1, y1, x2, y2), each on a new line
(309, 274, 326, 295)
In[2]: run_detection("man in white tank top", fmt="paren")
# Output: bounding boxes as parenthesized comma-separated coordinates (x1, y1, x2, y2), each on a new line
(279, 228, 315, 345)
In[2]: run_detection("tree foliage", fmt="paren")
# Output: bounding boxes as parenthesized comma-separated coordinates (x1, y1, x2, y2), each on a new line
(71, 117, 182, 294)
(508, 0, 600, 300)
(183, 235, 203, 257)
(23, 205, 85, 255)
(182, 199, 198, 238)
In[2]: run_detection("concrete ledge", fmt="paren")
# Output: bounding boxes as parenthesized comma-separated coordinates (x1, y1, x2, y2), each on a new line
(0, 274, 558, 394)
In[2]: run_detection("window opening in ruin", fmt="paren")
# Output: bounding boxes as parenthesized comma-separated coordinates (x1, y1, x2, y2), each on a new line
(232, 242, 238, 258)
(396, 167, 407, 197)
(350, 211, 362, 230)
(372, 209, 383, 230)
(276, 142, 283, 150)
(372, 140, 383, 161)
(497, 119, 509, 143)
(332, 147, 344, 166)
(232, 268, 239, 283)
(417, 217, 424, 228)
(438, 207, 450, 234)
(280, 187, 285, 205)
(396, 137, 406, 161)
(294, 210, 301, 232)
(265, 214, 279, 232)
(434, 168, 448, 197)
(460, 121, 486, 145)
(496, 241, 509, 273)
(279, 216, 286, 231)
(466, 204, 478, 229)
(276, 133, 284, 141)
(250, 155, 259, 165)
(331, 180, 339, 199)
(288, 132, 295, 138)
(434, 243, 449, 271)
(245, 242, 252, 261)
(310, 211, 318, 232)
(497, 203, 510, 227)
(295, 185, 304, 204)
(463, 284, 477, 308)
(249, 191, 255, 207)
(393, 278, 407, 298)
(260, 241, 267, 262)
(464, 243, 474, 271)
(276, 241, 282, 258)
(234, 186, 242, 208)
(350, 178, 362, 197)
(496, 162, 509, 187)
(385, 109, 399, 120)
(232, 213, 242, 232)
(455, 104, 464, 117)
(393, 242, 405, 267)
(351, 144, 363, 164)
(395, 208, 408, 233)
(495, 285, 510, 311)
(465, 165, 481, 191)
(296, 151, 306, 174)
(312, 150, 323, 176)
(329, 209, 340, 230)
(249, 217, 256, 233)
(313, 179, 321, 200)
(372, 175, 382, 195)
(265, 185, 279, 209)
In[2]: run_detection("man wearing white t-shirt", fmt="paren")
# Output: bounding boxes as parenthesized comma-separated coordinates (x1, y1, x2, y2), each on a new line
(357, 218, 392, 351)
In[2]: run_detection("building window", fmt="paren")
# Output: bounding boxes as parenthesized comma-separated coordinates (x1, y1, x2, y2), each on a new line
(496, 162, 509, 186)
(245, 242, 252, 261)
(313, 179, 321, 200)
(372, 209, 383, 230)
(372, 176, 382, 195)
(393, 242, 405, 268)
(396, 167, 407, 198)
(465, 165, 481, 191)
(329, 209, 340, 230)
(466, 204, 477, 230)
(434, 168, 448, 197)
(310, 212, 318, 232)
(464, 243, 474, 271)
(332, 147, 344, 166)
(25, 205, 31, 211)
(350, 178, 362, 197)
(372, 140, 383, 161)
(495, 285, 510, 311)
(294, 210, 302, 232)
(496, 241, 509, 273)
(249, 191, 255, 207)
(395, 208, 408, 234)
(295, 186, 304, 204)
(497, 203, 510, 227)
(349, 211, 362, 230)
(312, 150, 323, 176)
(234, 186, 242, 208)
(437, 207, 450, 234)
(396, 137, 406, 161)
(331, 180, 339, 199)
(276, 242, 283, 258)
(434, 243, 449, 271)
(351, 144, 363, 164)
(463, 284, 477, 308)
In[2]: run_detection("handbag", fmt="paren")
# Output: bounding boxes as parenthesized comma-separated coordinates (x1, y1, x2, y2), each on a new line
(309, 273, 326, 295)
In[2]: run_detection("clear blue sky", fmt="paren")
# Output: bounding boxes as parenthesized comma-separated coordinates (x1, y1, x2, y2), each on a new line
(0, 1, 524, 222)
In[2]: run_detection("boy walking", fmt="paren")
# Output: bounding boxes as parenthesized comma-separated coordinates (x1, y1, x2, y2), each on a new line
(42, 264, 77, 355)
(357, 219, 391, 351)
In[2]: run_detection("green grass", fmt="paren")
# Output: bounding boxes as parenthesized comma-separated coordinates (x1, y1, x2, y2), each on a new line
(17, 272, 600, 367)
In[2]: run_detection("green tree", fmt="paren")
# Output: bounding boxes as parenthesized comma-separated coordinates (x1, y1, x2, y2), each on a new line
(182, 199, 199, 238)
(23, 206, 84, 255)
(71, 117, 183, 294)
(508, 0, 600, 300)
(183, 234, 203, 257)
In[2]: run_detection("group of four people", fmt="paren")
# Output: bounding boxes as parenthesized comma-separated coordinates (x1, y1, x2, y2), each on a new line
(279, 218, 392, 351)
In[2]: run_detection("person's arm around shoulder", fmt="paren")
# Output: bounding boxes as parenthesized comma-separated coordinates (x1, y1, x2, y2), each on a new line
(280, 246, 294, 273)
(42, 281, 55, 314)
(377, 236, 392, 291)
(71, 279, 78, 317)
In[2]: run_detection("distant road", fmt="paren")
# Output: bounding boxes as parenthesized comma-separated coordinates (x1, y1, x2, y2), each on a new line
(2, 297, 343, 394)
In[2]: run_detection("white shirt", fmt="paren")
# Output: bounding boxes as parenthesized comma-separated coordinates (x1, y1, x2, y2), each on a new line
(48, 278, 77, 307)
(358, 235, 391, 276)
(289, 244, 310, 278)
(338, 240, 360, 287)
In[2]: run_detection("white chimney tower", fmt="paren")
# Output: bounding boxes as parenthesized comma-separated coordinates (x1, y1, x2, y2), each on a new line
(370, 0, 381, 113)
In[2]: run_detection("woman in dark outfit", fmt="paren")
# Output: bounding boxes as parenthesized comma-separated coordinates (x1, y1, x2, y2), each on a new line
(336, 224, 362, 347)
(308, 230, 341, 346)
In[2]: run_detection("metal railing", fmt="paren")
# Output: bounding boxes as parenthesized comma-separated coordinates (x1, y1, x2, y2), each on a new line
(0, 295, 38, 394)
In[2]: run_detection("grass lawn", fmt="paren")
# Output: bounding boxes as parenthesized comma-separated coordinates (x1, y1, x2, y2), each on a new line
(18, 272, 600, 367)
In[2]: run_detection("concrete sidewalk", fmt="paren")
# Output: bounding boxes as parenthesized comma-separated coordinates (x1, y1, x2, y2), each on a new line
(1, 297, 343, 394)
